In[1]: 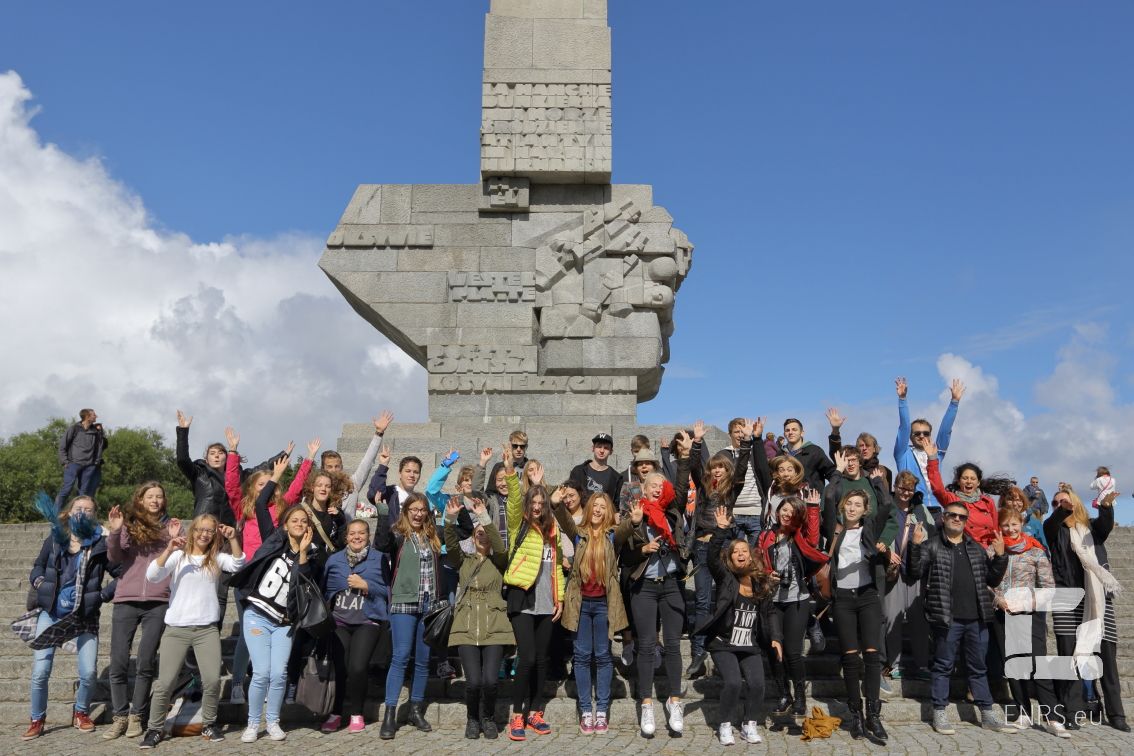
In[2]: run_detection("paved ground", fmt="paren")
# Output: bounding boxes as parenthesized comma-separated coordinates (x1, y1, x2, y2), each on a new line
(7, 717, 1132, 754)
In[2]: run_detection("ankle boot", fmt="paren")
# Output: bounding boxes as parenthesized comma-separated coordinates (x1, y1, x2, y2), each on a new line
(792, 680, 807, 718)
(379, 706, 397, 740)
(481, 688, 499, 738)
(408, 702, 432, 732)
(847, 701, 865, 740)
(865, 698, 888, 741)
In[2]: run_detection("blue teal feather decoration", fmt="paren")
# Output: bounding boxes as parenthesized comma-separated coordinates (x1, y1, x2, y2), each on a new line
(34, 491, 67, 545)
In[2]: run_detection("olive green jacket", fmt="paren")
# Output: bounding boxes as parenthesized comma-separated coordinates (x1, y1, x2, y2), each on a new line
(552, 501, 633, 638)
(444, 519, 514, 647)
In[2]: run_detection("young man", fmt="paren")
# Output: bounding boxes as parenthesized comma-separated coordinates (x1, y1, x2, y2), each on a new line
(908, 501, 1013, 735)
(319, 410, 392, 519)
(721, 417, 767, 544)
(486, 430, 529, 495)
(821, 447, 878, 545)
(782, 418, 837, 497)
(57, 408, 108, 506)
(569, 433, 624, 500)
(893, 378, 964, 525)
(366, 450, 422, 522)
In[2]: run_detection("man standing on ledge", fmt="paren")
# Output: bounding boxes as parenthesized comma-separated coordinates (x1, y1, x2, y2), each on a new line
(570, 434, 624, 501)
(57, 408, 108, 506)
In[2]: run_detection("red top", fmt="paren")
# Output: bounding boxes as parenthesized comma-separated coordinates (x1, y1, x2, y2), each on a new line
(581, 579, 606, 598)
(757, 500, 828, 575)
(927, 459, 998, 548)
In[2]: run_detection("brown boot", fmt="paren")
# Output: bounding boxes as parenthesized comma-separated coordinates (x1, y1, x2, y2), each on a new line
(22, 717, 45, 740)
(72, 709, 95, 733)
(102, 714, 128, 739)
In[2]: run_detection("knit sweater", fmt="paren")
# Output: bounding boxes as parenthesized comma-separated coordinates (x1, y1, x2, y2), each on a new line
(147, 550, 245, 626)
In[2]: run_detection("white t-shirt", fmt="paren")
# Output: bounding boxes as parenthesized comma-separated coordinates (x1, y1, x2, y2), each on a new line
(146, 550, 245, 627)
(835, 528, 869, 590)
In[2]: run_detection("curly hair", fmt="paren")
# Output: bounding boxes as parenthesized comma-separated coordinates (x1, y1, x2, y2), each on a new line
(301, 469, 353, 510)
(125, 481, 167, 546)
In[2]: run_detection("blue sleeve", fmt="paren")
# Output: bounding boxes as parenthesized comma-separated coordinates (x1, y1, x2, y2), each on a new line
(936, 400, 959, 458)
(895, 396, 911, 462)
(322, 556, 346, 601)
(425, 465, 451, 513)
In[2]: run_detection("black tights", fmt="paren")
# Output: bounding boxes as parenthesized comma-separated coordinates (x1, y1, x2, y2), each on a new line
(329, 622, 383, 717)
(509, 613, 553, 715)
(712, 649, 766, 725)
(832, 587, 882, 708)
(458, 645, 505, 721)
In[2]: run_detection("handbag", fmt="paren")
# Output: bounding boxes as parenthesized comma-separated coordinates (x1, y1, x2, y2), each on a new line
(294, 571, 334, 638)
(422, 557, 487, 651)
(295, 649, 336, 717)
(811, 526, 843, 601)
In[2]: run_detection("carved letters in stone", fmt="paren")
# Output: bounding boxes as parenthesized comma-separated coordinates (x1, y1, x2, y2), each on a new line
(326, 225, 434, 249)
(480, 177, 530, 211)
(449, 272, 535, 303)
(427, 345, 536, 375)
(429, 374, 636, 394)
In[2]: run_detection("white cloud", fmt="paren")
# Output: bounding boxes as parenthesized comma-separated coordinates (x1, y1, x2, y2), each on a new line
(0, 71, 426, 459)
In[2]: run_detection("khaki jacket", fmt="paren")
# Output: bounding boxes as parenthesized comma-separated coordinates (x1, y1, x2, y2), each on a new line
(552, 501, 633, 638)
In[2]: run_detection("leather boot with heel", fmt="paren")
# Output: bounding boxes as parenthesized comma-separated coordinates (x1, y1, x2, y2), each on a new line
(408, 702, 432, 732)
(379, 706, 397, 740)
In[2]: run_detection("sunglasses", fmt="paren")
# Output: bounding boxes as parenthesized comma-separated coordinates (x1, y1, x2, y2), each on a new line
(911, 431, 931, 438)
(512, 444, 527, 450)
(943, 511, 969, 521)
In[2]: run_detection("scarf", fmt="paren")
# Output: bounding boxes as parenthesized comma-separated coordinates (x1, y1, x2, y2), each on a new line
(1069, 522, 1122, 678)
(346, 545, 368, 568)
(954, 488, 982, 504)
(1003, 533, 1044, 554)
(641, 479, 677, 548)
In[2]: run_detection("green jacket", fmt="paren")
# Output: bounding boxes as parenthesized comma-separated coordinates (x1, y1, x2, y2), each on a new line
(552, 501, 633, 638)
(444, 519, 514, 647)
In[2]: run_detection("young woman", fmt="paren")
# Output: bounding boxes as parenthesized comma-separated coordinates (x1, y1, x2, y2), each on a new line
(766, 455, 807, 521)
(445, 497, 514, 740)
(374, 491, 441, 740)
(472, 445, 512, 548)
(1044, 488, 1127, 732)
(698, 507, 783, 745)
(552, 491, 633, 734)
(23, 495, 115, 740)
(921, 438, 999, 548)
(228, 453, 319, 744)
(756, 490, 826, 720)
(987, 507, 1066, 737)
(321, 519, 388, 733)
(623, 441, 691, 737)
(103, 482, 178, 739)
(139, 515, 245, 748)
(827, 474, 893, 743)
(688, 419, 750, 678)
(502, 447, 563, 741)
(876, 470, 935, 685)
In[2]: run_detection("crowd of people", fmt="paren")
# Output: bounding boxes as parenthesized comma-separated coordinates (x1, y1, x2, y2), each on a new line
(21, 378, 1128, 747)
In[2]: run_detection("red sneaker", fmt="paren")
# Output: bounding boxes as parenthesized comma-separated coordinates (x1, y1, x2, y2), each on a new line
(508, 713, 526, 741)
(72, 710, 96, 733)
(527, 710, 552, 735)
(22, 717, 45, 740)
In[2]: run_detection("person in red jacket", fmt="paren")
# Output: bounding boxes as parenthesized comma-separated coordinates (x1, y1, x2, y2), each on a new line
(757, 489, 827, 720)
(919, 438, 998, 548)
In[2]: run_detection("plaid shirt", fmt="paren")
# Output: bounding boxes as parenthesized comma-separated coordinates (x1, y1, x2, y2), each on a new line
(390, 533, 436, 615)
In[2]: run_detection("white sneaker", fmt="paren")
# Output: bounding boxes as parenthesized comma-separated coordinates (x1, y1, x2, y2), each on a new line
(266, 722, 287, 741)
(666, 699, 685, 733)
(229, 685, 245, 705)
(718, 722, 735, 745)
(1013, 711, 1033, 730)
(240, 725, 259, 743)
(621, 640, 635, 666)
(740, 721, 763, 743)
(639, 703, 656, 736)
(1043, 719, 1071, 739)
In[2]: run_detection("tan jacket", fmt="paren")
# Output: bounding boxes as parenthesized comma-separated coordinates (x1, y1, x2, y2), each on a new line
(552, 502, 633, 638)
(444, 520, 515, 647)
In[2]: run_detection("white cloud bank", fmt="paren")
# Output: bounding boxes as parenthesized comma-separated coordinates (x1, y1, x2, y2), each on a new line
(0, 71, 426, 459)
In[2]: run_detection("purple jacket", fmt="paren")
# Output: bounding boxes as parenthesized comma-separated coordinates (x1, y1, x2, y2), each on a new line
(106, 526, 174, 603)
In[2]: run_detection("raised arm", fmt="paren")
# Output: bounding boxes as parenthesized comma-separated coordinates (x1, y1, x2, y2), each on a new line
(425, 455, 454, 515)
(256, 454, 289, 539)
(443, 518, 464, 570)
(284, 439, 319, 505)
(935, 380, 964, 458)
(174, 410, 197, 482)
(550, 486, 579, 541)
(894, 378, 910, 462)
(352, 410, 392, 491)
(224, 428, 244, 521)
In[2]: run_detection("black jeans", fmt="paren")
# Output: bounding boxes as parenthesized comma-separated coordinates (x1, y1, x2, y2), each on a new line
(458, 644, 505, 721)
(630, 576, 685, 700)
(991, 610, 1057, 720)
(773, 600, 810, 698)
(109, 601, 167, 717)
(1054, 634, 1125, 721)
(509, 613, 554, 715)
(329, 622, 383, 717)
(711, 648, 766, 725)
(832, 586, 882, 708)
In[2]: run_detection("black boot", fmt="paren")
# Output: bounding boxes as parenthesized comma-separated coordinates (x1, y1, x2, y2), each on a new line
(380, 706, 397, 740)
(847, 701, 865, 740)
(481, 688, 499, 739)
(685, 651, 708, 679)
(792, 681, 807, 719)
(408, 702, 432, 732)
(465, 718, 482, 739)
(865, 699, 888, 742)
(1109, 716, 1130, 733)
(465, 687, 482, 739)
(773, 693, 793, 716)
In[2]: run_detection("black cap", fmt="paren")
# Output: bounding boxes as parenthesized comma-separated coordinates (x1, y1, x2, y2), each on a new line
(592, 433, 613, 445)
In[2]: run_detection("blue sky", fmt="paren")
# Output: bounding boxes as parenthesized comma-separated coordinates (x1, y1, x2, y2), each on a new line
(2, 1, 1133, 507)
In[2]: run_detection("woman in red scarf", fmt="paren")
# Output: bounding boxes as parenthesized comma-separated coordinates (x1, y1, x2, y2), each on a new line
(988, 506, 1068, 738)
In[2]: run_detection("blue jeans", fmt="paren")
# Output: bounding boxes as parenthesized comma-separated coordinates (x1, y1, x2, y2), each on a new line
(574, 598, 613, 713)
(732, 515, 762, 547)
(931, 619, 992, 709)
(57, 463, 102, 507)
(691, 539, 713, 656)
(30, 610, 98, 719)
(386, 611, 431, 707)
(243, 608, 293, 726)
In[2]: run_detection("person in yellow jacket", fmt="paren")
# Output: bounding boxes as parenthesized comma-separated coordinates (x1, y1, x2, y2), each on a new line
(500, 449, 563, 741)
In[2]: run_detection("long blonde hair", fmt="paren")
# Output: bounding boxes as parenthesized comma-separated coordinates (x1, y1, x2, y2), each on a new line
(1061, 488, 1090, 529)
(578, 493, 616, 586)
(241, 470, 282, 523)
(184, 514, 223, 576)
(392, 493, 441, 552)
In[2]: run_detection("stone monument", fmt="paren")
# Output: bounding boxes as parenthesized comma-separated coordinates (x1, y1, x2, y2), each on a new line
(321, 0, 720, 478)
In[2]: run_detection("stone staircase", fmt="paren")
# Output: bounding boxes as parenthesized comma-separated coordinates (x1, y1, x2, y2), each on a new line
(1, 521, 1132, 728)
